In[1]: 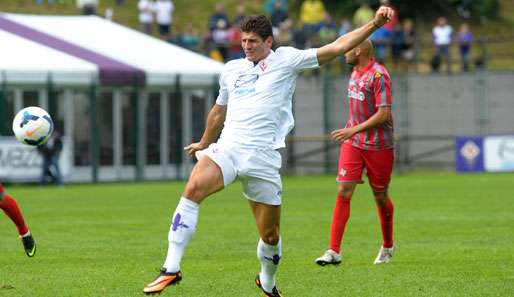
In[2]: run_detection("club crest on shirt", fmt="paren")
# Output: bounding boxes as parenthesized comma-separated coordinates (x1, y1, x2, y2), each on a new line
(375, 72, 382, 79)
(259, 60, 267, 71)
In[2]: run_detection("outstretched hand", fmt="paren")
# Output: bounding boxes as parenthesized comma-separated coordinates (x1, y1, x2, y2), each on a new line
(373, 6, 394, 27)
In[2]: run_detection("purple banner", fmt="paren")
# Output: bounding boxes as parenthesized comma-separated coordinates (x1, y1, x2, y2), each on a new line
(0, 16, 145, 86)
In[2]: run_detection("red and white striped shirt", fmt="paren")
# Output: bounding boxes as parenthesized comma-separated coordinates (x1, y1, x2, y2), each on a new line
(344, 58, 394, 150)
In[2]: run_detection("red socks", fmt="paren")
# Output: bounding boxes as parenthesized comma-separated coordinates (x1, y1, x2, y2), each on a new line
(0, 194, 29, 236)
(377, 198, 394, 248)
(329, 197, 351, 254)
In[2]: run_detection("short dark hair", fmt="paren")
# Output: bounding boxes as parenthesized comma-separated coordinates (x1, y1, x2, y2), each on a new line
(240, 15, 273, 41)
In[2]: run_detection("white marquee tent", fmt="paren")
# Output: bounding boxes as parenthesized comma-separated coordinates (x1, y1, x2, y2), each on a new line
(0, 13, 224, 183)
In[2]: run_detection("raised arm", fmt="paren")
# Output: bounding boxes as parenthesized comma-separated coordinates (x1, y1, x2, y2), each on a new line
(184, 104, 227, 157)
(316, 6, 393, 66)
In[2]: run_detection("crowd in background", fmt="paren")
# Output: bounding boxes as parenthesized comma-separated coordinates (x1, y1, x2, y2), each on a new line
(35, 0, 481, 73)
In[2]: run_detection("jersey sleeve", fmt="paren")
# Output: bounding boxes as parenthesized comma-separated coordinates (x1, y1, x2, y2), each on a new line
(278, 47, 319, 72)
(373, 71, 392, 107)
(215, 71, 229, 106)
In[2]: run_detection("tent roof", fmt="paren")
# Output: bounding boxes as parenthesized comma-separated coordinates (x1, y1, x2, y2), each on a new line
(0, 13, 224, 87)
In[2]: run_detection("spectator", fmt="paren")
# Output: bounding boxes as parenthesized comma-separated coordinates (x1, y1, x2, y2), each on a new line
(292, 20, 308, 49)
(262, 0, 289, 16)
(337, 17, 352, 37)
(353, 3, 374, 28)
(37, 131, 64, 187)
(212, 19, 230, 62)
(457, 0, 472, 19)
(208, 2, 230, 32)
(271, 0, 289, 29)
(138, 0, 155, 35)
(104, 7, 113, 21)
(76, 0, 98, 15)
(233, 4, 246, 25)
(370, 26, 391, 65)
(227, 22, 244, 60)
(391, 23, 403, 69)
(458, 23, 473, 72)
(181, 23, 200, 52)
(432, 16, 453, 73)
(379, 0, 399, 33)
(300, 0, 326, 34)
(155, 0, 174, 40)
(401, 19, 417, 71)
(275, 19, 294, 47)
(318, 12, 337, 46)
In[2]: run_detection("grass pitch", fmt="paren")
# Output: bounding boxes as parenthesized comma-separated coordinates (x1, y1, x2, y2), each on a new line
(1, 172, 513, 297)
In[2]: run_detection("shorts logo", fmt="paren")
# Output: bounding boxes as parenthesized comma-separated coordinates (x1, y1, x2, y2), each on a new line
(276, 190, 282, 197)
(339, 168, 347, 176)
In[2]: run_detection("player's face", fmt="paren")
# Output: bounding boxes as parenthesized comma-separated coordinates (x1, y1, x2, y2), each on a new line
(345, 48, 359, 66)
(241, 32, 272, 62)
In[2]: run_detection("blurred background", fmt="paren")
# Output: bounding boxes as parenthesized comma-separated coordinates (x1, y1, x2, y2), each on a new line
(0, 0, 513, 183)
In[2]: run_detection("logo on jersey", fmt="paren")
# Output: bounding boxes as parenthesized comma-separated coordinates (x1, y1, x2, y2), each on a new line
(233, 73, 259, 97)
(375, 72, 382, 79)
(259, 60, 267, 71)
(348, 89, 365, 101)
(234, 73, 259, 88)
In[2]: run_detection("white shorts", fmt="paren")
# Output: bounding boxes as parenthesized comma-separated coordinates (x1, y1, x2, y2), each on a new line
(195, 142, 283, 205)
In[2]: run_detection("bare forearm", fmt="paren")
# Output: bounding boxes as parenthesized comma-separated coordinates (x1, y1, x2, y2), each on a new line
(336, 21, 377, 55)
(317, 21, 377, 65)
(199, 107, 225, 146)
(353, 110, 389, 133)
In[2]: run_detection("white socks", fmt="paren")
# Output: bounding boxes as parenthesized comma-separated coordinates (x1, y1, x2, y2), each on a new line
(163, 197, 199, 273)
(257, 238, 282, 293)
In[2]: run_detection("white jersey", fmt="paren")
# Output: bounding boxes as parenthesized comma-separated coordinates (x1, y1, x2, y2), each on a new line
(216, 47, 319, 150)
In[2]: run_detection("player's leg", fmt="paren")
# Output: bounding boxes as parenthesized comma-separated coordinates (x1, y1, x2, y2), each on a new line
(143, 155, 227, 295)
(249, 199, 282, 297)
(364, 149, 395, 264)
(242, 148, 283, 296)
(0, 184, 36, 257)
(316, 143, 364, 266)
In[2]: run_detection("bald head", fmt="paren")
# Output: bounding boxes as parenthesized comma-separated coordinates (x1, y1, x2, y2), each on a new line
(356, 39, 373, 57)
(345, 39, 373, 66)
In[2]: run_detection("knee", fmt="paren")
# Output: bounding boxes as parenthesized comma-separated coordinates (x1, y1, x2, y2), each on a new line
(261, 228, 280, 245)
(373, 191, 389, 206)
(183, 180, 206, 201)
(337, 186, 354, 200)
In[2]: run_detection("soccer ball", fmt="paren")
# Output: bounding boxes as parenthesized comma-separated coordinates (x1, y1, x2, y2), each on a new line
(12, 106, 54, 146)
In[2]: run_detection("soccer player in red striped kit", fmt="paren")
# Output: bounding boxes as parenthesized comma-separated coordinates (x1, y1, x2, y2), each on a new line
(0, 183, 36, 257)
(315, 39, 395, 265)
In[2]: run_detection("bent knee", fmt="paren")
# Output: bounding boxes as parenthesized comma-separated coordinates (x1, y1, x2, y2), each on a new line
(261, 229, 280, 245)
(183, 180, 207, 201)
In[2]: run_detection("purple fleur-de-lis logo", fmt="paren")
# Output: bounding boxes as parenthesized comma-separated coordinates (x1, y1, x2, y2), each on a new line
(172, 213, 189, 231)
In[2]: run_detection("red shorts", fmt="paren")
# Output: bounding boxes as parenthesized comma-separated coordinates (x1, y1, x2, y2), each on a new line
(337, 142, 394, 192)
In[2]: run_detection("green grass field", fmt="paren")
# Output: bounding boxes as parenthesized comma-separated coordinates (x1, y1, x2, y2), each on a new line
(1, 173, 513, 296)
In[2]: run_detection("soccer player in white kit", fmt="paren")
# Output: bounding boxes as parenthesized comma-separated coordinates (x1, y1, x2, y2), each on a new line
(144, 6, 393, 296)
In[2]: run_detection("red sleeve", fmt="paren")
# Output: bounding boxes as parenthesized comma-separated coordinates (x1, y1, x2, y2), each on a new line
(373, 71, 392, 107)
